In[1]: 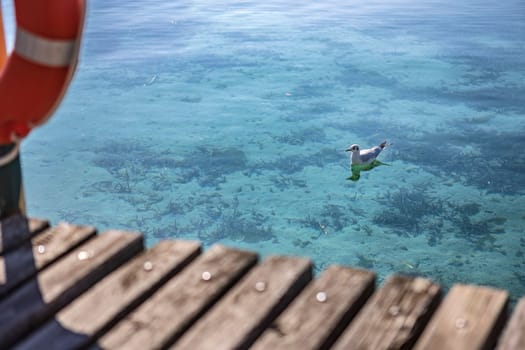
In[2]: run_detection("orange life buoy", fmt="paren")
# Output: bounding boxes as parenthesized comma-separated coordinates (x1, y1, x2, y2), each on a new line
(0, 0, 86, 144)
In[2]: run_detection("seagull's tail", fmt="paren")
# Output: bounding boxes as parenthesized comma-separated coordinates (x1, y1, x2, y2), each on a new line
(379, 140, 388, 149)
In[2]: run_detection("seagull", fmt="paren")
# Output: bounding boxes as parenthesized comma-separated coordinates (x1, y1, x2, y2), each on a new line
(346, 141, 388, 165)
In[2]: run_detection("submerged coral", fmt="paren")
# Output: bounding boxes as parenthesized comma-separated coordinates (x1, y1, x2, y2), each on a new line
(92, 140, 248, 189)
(274, 127, 327, 146)
(297, 202, 363, 238)
(448, 205, 507, 251)
(356, 254, 375, 269)
(392, 128, 525, 195)
(173, 146, 248, 187)
(372, 185, 508, 251)
(200, 210, 276, 244)
(270, 174, 307, 191)
(92, 140, 174, 176)
(320, 204, 355, 232)
(255, 147, 341, 175)
(373, 187, 442, 236)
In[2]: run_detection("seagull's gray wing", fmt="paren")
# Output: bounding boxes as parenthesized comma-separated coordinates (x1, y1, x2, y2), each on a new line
(359, 146, 382, 163)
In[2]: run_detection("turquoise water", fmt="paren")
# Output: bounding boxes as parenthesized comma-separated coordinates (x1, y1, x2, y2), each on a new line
(3, 1, 525, 301)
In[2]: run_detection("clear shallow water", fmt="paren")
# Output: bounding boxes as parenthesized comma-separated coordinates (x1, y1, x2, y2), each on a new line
(3, 1, 525, 301)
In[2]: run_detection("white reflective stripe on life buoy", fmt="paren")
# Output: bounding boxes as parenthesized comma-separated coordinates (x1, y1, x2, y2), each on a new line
(15, 27, 77, 68)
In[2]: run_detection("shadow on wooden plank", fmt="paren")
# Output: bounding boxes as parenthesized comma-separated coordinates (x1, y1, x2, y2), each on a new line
(0, 214, 49, 255)
(0, 215, 143, 348)
(1, 222, 96, 299)
(15, 319, 99, 350)
(0, 216, 93, 349)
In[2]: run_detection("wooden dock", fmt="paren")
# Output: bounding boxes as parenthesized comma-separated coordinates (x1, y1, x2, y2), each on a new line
(1, 214, 524, 350)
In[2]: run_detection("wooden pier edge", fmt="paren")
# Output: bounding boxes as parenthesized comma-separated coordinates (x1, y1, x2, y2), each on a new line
(0, 215, 523, 349)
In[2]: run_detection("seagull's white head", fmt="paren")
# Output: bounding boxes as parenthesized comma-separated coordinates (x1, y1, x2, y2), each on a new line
(346, 144, 360, 153)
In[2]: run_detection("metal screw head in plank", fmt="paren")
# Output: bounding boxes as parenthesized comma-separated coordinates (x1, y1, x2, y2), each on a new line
(202, 271, 212, 281)
(455, 318, 468, 329)
(37, 245, 45, 254)
(388, 305, 401, 316)
(143, 261, 153, 271)
(316, 291, 327, 303)
(77, 250, 92, 261)
(255, 281, 266, 292)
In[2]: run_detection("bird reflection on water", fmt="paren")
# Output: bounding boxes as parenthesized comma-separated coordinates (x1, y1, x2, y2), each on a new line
(347, 160, 389, 181)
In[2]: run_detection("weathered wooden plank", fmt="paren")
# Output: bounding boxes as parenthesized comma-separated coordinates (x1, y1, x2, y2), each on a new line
(496, 296, 525, 350)
(28, 218, 50, 236)
(414, 284, 508, 350)
(14, 240, 201, 350)
(0, 222, 96, 299)
(170, 255, 312, 350)
(252, 265, 375, 350)
(0, 230, 143, 349)
(332, 275, 441, 350)
(98, 244, 258, 350)
(0, 214, 49, 255)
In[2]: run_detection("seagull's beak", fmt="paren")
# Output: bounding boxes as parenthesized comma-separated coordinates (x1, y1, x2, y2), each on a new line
(345, 148, 351, 152)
